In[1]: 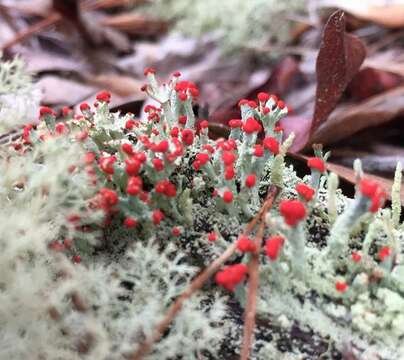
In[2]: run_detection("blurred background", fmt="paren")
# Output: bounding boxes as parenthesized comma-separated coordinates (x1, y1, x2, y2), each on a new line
(1, 0, 404, 197)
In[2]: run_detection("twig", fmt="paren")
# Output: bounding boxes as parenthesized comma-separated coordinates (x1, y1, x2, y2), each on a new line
(2, 12, 61, 51)
(0, 0, 128, 51)
(240, 185, 279, 360)
(130, 185, 280, 360)
(240, 222, 265, 360)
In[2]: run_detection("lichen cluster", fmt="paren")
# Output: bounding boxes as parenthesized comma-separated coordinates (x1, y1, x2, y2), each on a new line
(142, 0, 305, 53)
(1, 60, 404, 360)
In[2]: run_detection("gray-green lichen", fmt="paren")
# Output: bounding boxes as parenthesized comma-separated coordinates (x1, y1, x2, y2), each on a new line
(142, 0, 306, 53)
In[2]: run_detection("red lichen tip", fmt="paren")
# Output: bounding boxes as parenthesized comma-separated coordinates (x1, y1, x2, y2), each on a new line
(253, 144, 264, 157)
(125, 119, 136, 130)
(237, 235, 257, 253)
(39, 106, 55, 117)
(80, 102, 90, 112)
(359, 179, 380, 198)
(173, 71, 181, 77)
(263, 137, 279, 155)
(196, 152, 210, 166)
(126, 176, 143, 196)
(99, 156, 116, 175)
(178, 115, 187, 125)
(335, 281, 348, 293)
(257, 92, 270, 103)
(351, 251, 362, 263)
(215, 263, 248, 292)
(208, 232, 217, 242)
(172, 226, 181, 236)
(125, 158, 141, 176)
(155, 179, 176, 197)
(199, 120, 209, 130)
(181, 129, 194, 146)
(245, 174, 257, 188)
(224, 166, 235, 180)
(279, 199, 306, 226)
(152, 158, 164, 171)
(277, 100, 286, 110)
(61, 106, 72, 117)
(144, 67, 156, 76)
(238, 99, 249, 108)
(84, 152, 96, 164)
(55, 122, 67, 135)
(221, 151, 236, 166)
(99, 188, 119, 207)
(242, 117, 261, 134)
(223, 190, 234, 203)
(72, 255, 81, 264)
(152, 209, 164, 225)
(122, 143, 134, 155)
(228, 119, 243, 129)
(265, 235, 285, 261)
(296, 183, 315, 202)
(124, 217, 137, 228)
(96, 90, 111, 103)
(307, 157, 326, 173)
(378, 246, 392, 262)
(359, 179, 386, 213)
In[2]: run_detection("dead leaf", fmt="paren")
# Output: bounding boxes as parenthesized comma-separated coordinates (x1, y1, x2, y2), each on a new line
(346, 67, 402, 101)
(311, 85, 404, 146)
(248, 56, 301, 98)
(84, 73, 145, 98)
(100, 13, 168, 36)
(20, 49, 90, 73)
(364, 50, 404, 78)
(88, 0, 148, 9)
(1, 0, 51, 17)
(281, 115, 313, 152)
(37, 76, 97, 105)
(311, 10, 366, 135)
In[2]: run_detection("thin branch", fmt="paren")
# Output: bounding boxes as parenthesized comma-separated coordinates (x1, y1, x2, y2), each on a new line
(0, 0, 127, 51)
(240, 185, 279, 360)
(2, 12, 61, 51)
(130, 185, 280, 360)
(240, 222, 265, 360)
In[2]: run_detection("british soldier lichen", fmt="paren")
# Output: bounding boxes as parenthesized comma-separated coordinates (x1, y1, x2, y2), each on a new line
(1, 61, 404, 360)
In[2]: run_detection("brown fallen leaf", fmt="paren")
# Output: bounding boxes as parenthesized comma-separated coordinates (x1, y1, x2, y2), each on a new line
(36, 76, 97, 105)
(100, 13, 168, 36)
(280, 10, 366, 152)
(310, 10, 366, 135)
(0, 0, 51, 17)
(346, 67, 402, 101)
(291, 152, 403, 202)
(364, 50, 404, 78)
(20, 49, 90, 74)
(87, 0, 148, 9)
(84, 74, 145, 98)
(310, 85, 404, 146)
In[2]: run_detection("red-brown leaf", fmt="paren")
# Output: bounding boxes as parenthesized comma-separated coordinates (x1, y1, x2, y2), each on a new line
(311, 10, 366, 135)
